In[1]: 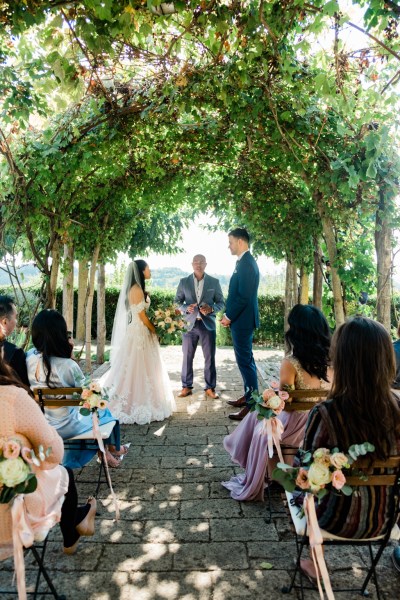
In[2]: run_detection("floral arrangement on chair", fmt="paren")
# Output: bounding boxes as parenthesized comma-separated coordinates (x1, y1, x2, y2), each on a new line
(79, 381, 108, 416)
(272, 441, 376, 501)
(153, 305, 187, 344)
(0, 437, 51, 504)
(248, 380, 290, 420)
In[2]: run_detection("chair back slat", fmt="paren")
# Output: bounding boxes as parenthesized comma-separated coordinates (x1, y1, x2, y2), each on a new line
(33, 387, 82, 412)
(346, 456, 400, 487)
(283, 389, 329, 413)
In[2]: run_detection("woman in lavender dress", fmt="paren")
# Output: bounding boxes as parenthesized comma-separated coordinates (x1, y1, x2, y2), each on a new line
(222, 304, 332, 502)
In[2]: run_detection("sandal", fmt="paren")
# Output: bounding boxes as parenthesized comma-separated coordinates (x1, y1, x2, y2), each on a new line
(110, 444, 129, 457)
(105, 450, 121, 468)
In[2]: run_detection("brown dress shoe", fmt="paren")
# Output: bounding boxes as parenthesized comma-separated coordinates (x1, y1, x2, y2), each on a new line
(227, 395, 246, 407)
(205, 388, 219, 399)
(229, 406, 250, 421)
(178, 387, 193, 397)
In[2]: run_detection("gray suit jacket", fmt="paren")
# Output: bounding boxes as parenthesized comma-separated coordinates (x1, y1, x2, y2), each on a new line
(175, 273, 225, 332)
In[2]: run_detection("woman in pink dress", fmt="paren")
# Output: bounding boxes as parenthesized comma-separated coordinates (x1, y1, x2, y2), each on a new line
(0, 352, 97, 566)
(222, 304, 332, 502)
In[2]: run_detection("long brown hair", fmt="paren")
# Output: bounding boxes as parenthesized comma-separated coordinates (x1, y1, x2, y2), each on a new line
(329, 316, 400, 459)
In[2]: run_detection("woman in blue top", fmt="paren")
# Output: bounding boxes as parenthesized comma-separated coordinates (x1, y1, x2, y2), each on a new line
(27, 309, 125, 469)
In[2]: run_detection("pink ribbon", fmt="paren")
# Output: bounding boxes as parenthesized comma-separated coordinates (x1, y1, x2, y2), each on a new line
(262, 416, 284, 463)
(11, 495, 34, 600)
(92, 412, 120, 520)
(303, 493, 335, 600)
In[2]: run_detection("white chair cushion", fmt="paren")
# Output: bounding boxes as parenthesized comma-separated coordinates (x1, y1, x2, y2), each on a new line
(67, 421, 116, 441)
(285, 491, 386, 542)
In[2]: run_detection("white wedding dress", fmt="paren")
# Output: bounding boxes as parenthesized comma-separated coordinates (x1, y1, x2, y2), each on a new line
(102, 298, 176, 425)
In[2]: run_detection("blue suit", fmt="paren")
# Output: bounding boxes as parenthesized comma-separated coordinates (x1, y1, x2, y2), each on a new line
(175, 273, 225, 390)
(225, 251, 260, 402)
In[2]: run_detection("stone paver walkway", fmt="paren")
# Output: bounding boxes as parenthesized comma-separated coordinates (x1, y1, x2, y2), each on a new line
(1, 346, 399, 599)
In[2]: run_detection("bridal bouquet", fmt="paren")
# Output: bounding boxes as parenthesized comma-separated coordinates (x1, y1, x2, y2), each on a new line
(153, 305, 187, 344)
(79, 380, 109, 416)
(0, 437, 52, 504)
(272, 442, 375, 500)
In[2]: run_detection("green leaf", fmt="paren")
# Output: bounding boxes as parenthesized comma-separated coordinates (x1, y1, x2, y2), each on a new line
(366, 163, 377, 179)
(341, 484, 353, 496)
(260, 562, 273, 569)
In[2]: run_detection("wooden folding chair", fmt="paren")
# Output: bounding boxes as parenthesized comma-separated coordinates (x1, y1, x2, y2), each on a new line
(283, 456, 400, 599)
(34, 387, 116, 497)
(265, 389, 329, 523)
(0, 534, 65, 599)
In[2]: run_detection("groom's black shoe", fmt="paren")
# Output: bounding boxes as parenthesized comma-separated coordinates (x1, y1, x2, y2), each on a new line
(229, 406, 250, 421)
(227, 395, 246, 408)
(178, 387, 193, 397)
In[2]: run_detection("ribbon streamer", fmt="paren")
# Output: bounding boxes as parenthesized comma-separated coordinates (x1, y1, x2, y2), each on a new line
(11, 495, 34, 600)
(262, 416, 285, 463)
(92, 411, 120, 520)
(304, 493, 335, 600)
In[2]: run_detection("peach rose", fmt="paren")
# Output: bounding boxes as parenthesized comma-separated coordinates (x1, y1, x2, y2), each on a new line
(266, 395, 285, 414)
(21, 447, 34, 464)
(295, 468, 310, 490)
(164, 316, 172, 324)
(330, 452, 349, 469)
(270, 380, 279, 390)
(313, 448, 331, 467)
(279, 391, 289, 401)
(81, 389, 91, 400)
(3, 440, 21, 460)
(262, 389, 275, 402)
(331, 469, 346, 490)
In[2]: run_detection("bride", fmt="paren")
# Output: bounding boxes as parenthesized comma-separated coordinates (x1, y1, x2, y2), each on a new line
(102, 260, 176, 425)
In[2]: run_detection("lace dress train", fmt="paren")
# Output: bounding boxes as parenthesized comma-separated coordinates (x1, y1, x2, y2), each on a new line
(103, 300, 176, 425)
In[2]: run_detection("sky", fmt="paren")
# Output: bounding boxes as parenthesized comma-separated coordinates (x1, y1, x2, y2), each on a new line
(143, 217, 284, 276)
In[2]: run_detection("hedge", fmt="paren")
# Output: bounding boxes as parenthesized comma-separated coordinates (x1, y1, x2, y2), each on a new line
(3, 285, 400, 348)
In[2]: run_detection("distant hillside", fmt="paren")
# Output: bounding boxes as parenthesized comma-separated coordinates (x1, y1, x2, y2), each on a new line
(0, 264, 41, 286)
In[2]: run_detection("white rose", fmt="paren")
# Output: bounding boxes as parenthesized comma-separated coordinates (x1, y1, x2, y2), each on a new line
(0, 457, 31, 487)
(266, 395, 282, 411)
(89, 394, 99, 408)
(307, 462, 332, 491)
(89, 382, 101, 393)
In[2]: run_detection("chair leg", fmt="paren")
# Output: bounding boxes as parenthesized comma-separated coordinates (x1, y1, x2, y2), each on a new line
(30, 541, 66, 600)
(282, 534, 306, 598)
(360, 541, 385, 600)
(265, 478, 273, 524)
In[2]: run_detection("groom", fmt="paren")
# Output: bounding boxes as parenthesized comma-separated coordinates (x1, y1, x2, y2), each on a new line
(221, 228, 260, 420)
(175, 254, 225, 399)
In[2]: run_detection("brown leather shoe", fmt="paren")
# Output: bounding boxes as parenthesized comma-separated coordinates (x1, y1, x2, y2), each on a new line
(205, 388, 219, 399)
(229, 406, 250, 421)
(177, 387, 193, 397)
(227, 395, 246, 407)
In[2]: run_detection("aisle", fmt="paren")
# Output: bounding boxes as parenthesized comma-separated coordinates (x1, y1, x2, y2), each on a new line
(1, 346, 398, 599)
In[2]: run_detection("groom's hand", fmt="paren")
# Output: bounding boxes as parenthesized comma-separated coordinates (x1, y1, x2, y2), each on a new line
(186, 303, 197, 314)
(220, 315, 231, 327)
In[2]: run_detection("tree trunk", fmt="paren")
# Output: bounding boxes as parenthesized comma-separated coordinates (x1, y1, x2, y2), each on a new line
(284, 255, 297, 331)
(96, 263, 106, 364)
(375, 190, 392, 332)
(313, 240, 323, 309)
(76, 260, 88, 342)
(46, 239, 60, 309)
(315, 192, 345, 326)
(62, 244, 74, 334)
(299, 266, 309, 305)
(84, 245, 101, 374)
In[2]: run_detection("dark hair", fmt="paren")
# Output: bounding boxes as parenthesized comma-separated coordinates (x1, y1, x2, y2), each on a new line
(0, 294, 15, 320)
(228, 228, 250, 243)
(0, 349, 30, 391)
(31, 309, 73, 387)
(329, 316, 400, 459)
(285, 304, 331, 381)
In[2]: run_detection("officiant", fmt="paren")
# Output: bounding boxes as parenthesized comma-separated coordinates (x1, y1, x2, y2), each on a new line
(175, 254, 224, 399)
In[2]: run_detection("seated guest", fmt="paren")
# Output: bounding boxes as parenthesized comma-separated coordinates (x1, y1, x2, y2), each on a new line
(26, 309, 127, 469)
(222, 304, 332, 501)
(0, 352, 96, 560)
(0, 294, 29, 386)
(298, 316, 400, 580)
